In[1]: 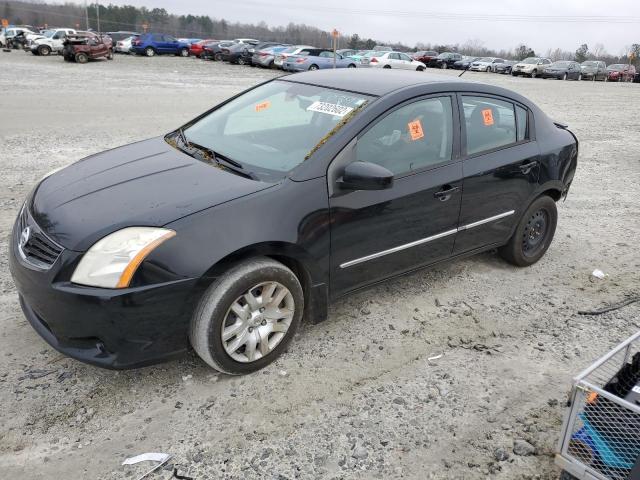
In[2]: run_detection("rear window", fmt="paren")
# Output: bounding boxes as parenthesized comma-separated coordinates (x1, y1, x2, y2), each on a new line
(463, 96, 518, 156)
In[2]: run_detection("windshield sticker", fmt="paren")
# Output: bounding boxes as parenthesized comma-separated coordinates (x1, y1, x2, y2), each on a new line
(407, 119, 424, 141)
(307, 101, 354, 117)
(255, 101, 271, 112)
(482, 109, 494, 126)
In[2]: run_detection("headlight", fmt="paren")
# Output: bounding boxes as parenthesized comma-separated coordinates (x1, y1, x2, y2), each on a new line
(71, 227, 176, 288)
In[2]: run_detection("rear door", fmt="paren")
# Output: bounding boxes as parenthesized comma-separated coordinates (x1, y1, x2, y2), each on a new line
(453, 94, 540, 254)
(329, 94, 463, 295)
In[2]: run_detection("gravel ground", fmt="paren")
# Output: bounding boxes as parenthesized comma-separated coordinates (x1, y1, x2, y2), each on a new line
(1, 52, 639, 480)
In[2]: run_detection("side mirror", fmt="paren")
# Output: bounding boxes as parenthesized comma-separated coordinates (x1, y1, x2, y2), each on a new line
(338, 161, 393, 191)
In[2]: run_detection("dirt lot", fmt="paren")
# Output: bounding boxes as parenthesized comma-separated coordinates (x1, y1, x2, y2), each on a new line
(1, 52, 639, 480)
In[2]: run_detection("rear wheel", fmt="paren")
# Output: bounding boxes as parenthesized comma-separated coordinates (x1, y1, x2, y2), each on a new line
(145, 47, 155, 57)
(237, 56, 246, 65)
(348, 63, 356, 68)
(107, 51, 113, 60)
(577, 73, 582, 81)
(441, 63, 447, 69)
(75, 52, 89, 64)
(383, 64, 391, 69)
(309, 64, 319, 70)
(531, 70, 538, 78)
(214, 52, 222, 61)
(38, 45, 51, 56)
(499, 196, 557, 267)
(416, 66, 424, 71)
(179, 48, 189, 57)
(189, 257, 304, 375)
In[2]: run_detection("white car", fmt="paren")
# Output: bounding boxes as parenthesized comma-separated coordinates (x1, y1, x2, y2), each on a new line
(234, 38, 259, 44)
(0, 27, 36, 47)
(115, 35, 137, 54)
(273, 45, 314, 68)
(511, 57, 552, 78)
(368, 51, 426, 71)
(469, 57, 506, 72)
(30, 28, 77, 56)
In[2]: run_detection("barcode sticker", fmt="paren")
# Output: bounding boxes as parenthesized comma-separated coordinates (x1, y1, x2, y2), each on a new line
(307, 101, 354, 117)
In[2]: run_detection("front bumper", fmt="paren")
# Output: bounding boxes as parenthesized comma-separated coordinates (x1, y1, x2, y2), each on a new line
(9, 213, 199, 370)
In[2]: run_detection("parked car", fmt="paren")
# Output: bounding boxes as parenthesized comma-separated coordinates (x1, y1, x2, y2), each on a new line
(606, 64, 636, 82)
(0, 27, 36, 48)
(453, 56, 480, 70)
(115, 35, 138, 54)
(233, 38, 259, 44)
(413, 50, 439, 65)
(201, 41, 234, 61)
(337, 49, 358, 58)
(220, 43, 252, 64)
(251, 45, 290, 68)
(29, 28, 77, 56)
(273, 45, 315, 68)
(542, 61, 582, 80)
(105, 31, 138, 51)
(189, 39, 217, 57)
(62, 33, 113, 63)
(346, 50, 374, 66)
(580, 60, 607, 81)
(469, 57, 506, 72)
(236, 41, 283, 66)
(494, 60, 516, 74)
(9, 69, 577, 374)
(430, 52, 463, 69)
(282, 49, 358, 71)
(511, 57, 552, 78)
(131, 33, 190, 57)
(178, 38, 202, 45)
(368, 51, 426, 70)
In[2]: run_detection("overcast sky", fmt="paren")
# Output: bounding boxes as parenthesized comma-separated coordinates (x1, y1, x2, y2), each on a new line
(107, 0, 638, 54)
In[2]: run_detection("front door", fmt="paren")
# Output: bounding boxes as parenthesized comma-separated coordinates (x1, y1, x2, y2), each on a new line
(453, 94, 540, 255)
(329, 95, 463, 295)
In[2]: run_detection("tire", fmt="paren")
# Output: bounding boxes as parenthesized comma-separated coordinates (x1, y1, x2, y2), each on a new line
(348, 63, 356, 68)
(75, 52, 89, 64)
(145, 47, 155, 57)
(214, 52, 222, 61)
(107, 52, 113, 60)
(190, 257, 304, 375)
(416, 66, 424, 71)
(179, 48, 188, 57)
(309, 64, 319, 71)
(38, 45, 51, 56)
(562, 73, 568, 80)
(499, 195, 558, 267)
(577, 73, 582, 81)
(531, 70, 537, 78)
(383, 64, 391, 69)
(441, 63, 447, 69)
(237, 56, 246, 65)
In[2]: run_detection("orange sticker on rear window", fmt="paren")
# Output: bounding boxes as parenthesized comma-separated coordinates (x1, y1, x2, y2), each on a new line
(407, 119, 424, 141)
(255, 101, 271, 112)
(482, 108, 494, 126)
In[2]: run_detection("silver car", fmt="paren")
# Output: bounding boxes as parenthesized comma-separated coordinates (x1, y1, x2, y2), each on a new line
(252, 46, 289, 68)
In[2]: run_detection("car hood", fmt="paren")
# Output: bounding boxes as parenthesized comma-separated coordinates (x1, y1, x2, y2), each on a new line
(30, 137, 276, 251)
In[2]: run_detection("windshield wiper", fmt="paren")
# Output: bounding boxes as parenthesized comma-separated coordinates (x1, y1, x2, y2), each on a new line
(187, 140, 258, 180)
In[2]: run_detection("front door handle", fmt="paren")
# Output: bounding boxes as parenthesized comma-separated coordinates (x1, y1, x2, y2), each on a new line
(434, 185, 460, 201)
(519, 161, 538, 174)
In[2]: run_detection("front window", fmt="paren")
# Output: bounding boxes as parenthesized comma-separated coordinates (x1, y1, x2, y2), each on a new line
(521, 57, 540, 64)
(180, 81, 372, 176)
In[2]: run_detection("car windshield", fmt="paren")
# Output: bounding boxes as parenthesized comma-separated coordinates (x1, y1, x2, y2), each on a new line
(179, 81, 373, 177)
(521, 57, 540, 64)
(582, 61, 597, 66)
(608, 64, 626, 70)
(44, 30, 56, 38)
(437, 53, 451, 58)
(551, 61, 571, 67)
(478, 57, 493, 62)
(365, 51, 383, 57)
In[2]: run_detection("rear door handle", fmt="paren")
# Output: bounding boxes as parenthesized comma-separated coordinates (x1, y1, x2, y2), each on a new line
(519, 161, 538, 174)
(434, 185, 460, 201)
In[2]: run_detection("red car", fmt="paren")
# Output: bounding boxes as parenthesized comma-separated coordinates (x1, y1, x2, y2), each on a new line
(412, 50, 439, 64)
(189, 39, 217, 57)
(606, 64, 636, 82)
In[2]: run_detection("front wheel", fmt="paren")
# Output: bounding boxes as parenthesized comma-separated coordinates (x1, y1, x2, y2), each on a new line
(237, 57, 246, 65)
(383, 64, 391, 69)
(531, 70, 537, 78)
(441, 63, 447, 69)
(213, 52, 222, 61)
(38, 45, 51, 56)
(348, 63, 357, 68)
(499, 195, 558, 267)
(145, 47, 155, 57)
(308, 64, 319, 70)
(179, 48, 189, 57)
(416, 66, 424, 71)
(190, 257, 304, 375)
(75, 52, 89, 64)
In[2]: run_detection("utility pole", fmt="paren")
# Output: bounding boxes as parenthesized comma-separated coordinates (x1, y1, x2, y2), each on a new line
(96, 2, 100, 33)
(84, 0, 89, 30)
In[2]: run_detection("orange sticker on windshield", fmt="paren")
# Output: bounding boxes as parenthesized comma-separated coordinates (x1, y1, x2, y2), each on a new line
(407, 119, 424, 141)
(482, 108, 494, 126)
(255, 101, 271, 112)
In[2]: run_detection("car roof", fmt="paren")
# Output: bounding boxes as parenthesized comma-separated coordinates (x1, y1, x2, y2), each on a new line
(281, 68, 466, 96)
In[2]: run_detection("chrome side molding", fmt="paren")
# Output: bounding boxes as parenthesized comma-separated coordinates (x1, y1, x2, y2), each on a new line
(339, 210, 515, 269)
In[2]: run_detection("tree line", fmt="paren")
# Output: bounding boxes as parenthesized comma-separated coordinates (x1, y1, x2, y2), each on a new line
(2, 0, 637, 65)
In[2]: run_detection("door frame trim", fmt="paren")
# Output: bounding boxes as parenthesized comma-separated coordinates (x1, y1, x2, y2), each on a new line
(339, 210, 515, 269)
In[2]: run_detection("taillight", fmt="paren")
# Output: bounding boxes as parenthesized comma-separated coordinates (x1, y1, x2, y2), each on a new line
(296, 58, 306, 63)
(259, 52, 267, 57)
(370, 57, 378, 63)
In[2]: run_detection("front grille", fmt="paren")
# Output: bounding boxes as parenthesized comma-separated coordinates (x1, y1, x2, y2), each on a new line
(17, 206, 64, 269)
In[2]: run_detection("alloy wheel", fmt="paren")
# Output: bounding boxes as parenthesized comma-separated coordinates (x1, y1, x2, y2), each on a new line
(522, 209, 549, 258)
(145, 47, 155, 57)
(221, 281, 295, 363)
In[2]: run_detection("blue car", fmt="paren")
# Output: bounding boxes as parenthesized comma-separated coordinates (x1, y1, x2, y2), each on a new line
(283, 49, 358, 72)
(131, 33, 190, 57)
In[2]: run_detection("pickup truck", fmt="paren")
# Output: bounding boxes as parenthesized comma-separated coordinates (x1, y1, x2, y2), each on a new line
(29, 28, 77, 56)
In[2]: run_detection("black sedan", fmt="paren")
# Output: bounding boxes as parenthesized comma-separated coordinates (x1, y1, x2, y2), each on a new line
(201, 41, 234, 61)
(542, 61, 583, 80)
(9, 70, 578, 374)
